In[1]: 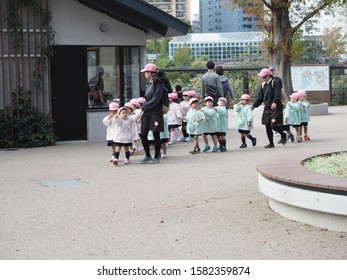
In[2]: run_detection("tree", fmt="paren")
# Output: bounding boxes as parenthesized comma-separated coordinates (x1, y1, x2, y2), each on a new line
(232, 0, 347, 93)
(321, 26, 347, 63)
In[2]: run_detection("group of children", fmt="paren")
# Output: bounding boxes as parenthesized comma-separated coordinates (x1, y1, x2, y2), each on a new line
(102, 88, 311, 165)
(280, 89, 311, 143)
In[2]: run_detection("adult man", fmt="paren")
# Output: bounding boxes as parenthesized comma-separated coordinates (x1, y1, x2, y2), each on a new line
(252, 68, 287, 148)
(201, 61, 223, 105)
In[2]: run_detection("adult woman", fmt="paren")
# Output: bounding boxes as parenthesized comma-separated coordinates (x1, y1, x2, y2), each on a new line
(140, 63, 168, 164)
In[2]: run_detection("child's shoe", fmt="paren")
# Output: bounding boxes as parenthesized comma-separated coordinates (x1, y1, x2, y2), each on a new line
(196, 147, 201, 153)
(212, 146, 219, 152)
(304, 135, 310, 141)
(290, 134, 295, 142)
(251, 137, 257, 147)
(124, 158, 130, 165)
(239, 143, 247, 148)
(168, 140, 176, 145)
(162, 154, 167, 158)
(112, 158, 118, 166)
(296, 136, 302, 142)
(190, 148, 196, 154)
(110, 155, 115, 162)
(202, 145, 210, 152)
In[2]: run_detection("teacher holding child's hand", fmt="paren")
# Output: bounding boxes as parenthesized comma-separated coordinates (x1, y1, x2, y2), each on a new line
(140, 63, 168, 164)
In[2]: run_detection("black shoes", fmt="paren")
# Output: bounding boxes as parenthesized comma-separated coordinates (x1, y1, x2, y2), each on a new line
(264, 144, 275, 148)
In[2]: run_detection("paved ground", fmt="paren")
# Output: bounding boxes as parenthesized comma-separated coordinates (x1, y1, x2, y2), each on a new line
(1, 106, 346, 260)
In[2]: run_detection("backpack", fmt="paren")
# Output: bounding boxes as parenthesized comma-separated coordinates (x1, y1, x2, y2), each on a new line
(262, 79, 288, 106)
(221, 80, 228, 95)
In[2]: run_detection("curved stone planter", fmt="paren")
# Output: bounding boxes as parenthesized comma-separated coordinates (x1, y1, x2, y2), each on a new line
(256, 149, 347, 232)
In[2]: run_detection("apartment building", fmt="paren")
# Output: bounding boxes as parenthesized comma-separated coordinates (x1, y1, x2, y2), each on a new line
(144, 0, 191, 22)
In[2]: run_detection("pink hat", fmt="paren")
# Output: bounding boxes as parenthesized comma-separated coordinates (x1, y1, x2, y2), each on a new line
(189, 98, 199, 105)
(290, 92, 300, 100)
(189, 90, 197, 97)
(258, 68, 271, 77)
(130, 98, 141, 108)
(108, 102, 119, 111)
(240, 94, 251, 100)
(140, 63, 158, 73)
(218, 97, 227, 103)
(137, 97, 145, 104)
(118, 107, 128, 113)
(183, 91, 190, 96)
(204, 96, 214, 102)
(171, 92, 178, 99)
(124, 102, 134, 111)
(297, 89, 307, 96)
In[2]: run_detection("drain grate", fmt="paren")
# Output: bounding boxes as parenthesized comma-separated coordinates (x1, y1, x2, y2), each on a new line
(40, 179, 88, 187)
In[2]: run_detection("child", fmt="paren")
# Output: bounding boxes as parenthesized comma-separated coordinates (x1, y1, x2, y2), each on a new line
(102, 102, 119, 162)
(284, 92, 302, 142)
(130, 98, 142, 153)
(298, 89, 311, 141)
(235, 94, 256, 148)
(185, 98, 205, 154)
(167, 93, 182, 145)
(215, 97, 228, 151)
(179, 91, 192, 142)
(201, 96, 219, 152)
(148, 113, 169, 158)
(112, 107, 142, 166)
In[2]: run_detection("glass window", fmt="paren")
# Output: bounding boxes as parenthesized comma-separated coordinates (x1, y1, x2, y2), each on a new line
(87, 46, 140, 109)
(87, 47, 120, 108)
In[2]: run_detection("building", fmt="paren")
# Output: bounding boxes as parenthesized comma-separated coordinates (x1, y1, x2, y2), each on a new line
(144, 0, 191, 23)
(169, 32, 263, 62)
(0, 0, 189, 142)
(199, 0, 260, 33)
(292, 2, 347, 37)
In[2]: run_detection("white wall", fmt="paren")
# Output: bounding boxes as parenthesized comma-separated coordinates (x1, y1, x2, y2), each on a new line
(49, 0, 147, 46)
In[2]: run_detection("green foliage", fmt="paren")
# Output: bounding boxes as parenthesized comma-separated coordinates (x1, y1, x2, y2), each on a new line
(303, 152, 347, 178)
(0, 88, 57, 149)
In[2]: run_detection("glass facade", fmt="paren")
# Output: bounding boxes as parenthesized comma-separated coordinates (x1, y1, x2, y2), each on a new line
(169, 32, 263, 62)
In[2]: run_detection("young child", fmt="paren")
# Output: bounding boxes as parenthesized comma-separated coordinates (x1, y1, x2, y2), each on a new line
(102, 102, 119, 162)
(167, 92, 182, 145)
(130, 98, 142, 153)
(148, 113, 169, 158)
(112, 107, 142, 166)
(298, 89, 311, 141)
(284, 92, 302, 142)
(185, 98, 205, 154)
(179, 91, 192, 142)
(201, 96, 219, 152)
(235, 94, 256, 148)
(215, 97, 228, 151)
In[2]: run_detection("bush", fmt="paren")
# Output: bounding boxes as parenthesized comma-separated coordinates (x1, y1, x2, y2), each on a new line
(0, 88, 57, 149)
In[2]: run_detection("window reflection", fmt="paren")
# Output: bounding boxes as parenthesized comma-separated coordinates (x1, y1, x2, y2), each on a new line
(87, 46, 140, 109)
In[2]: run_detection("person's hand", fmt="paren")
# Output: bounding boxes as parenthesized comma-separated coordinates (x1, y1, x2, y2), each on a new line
(247, 121, 252, 127)
(271, 103, 277, 110)
(251, 106, 255, 110)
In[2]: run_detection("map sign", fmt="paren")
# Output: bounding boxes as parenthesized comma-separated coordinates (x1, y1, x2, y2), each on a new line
(291, 66, 330, 91)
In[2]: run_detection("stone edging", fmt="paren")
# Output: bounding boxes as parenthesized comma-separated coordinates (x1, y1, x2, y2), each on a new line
(256, 149, 347, 232)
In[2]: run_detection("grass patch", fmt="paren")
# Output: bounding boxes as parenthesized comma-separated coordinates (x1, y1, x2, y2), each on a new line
(303, 152, 347, 178)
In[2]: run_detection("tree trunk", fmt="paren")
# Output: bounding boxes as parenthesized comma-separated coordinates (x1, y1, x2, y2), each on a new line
(270, 1, 294, 95)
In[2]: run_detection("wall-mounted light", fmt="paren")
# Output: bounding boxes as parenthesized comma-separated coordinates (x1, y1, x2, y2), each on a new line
(99, 24, 109, 32)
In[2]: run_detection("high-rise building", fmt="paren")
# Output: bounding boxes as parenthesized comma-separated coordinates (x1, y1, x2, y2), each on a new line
(144, 0, 191, 23)
(199, 0, 260, 33)
(292, 3, 347, 37)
